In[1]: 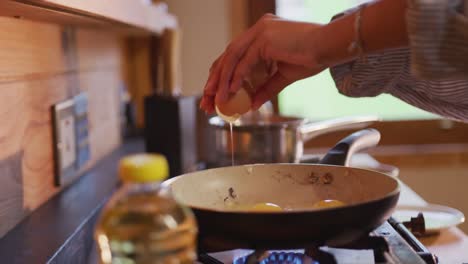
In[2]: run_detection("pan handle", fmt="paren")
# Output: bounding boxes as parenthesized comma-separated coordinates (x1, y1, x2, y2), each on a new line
(319, 129, 381, 166)
(299, 115, 380, 143)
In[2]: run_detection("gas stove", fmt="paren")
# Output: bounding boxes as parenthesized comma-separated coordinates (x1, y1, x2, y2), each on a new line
(196, 218, 438, 264)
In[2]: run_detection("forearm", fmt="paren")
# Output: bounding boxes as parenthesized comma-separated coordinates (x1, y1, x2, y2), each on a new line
(314, 0, 408, 67)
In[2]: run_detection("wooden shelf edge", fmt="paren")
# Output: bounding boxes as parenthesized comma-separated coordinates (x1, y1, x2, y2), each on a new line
(0, 0, 177, 34)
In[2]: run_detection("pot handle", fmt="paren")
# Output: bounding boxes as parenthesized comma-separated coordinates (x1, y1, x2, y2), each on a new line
(299, 115, 380, 143)
(319, 129, 381, 166)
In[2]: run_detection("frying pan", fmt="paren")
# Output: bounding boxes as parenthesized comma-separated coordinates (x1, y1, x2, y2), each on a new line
(162, 129, 400, 252)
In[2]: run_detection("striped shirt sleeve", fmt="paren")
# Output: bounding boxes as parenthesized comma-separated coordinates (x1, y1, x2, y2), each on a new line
(329, 0, 468, 122)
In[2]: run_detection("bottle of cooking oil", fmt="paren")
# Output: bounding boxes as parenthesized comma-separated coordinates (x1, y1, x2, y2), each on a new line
(94, 153, 197, 264)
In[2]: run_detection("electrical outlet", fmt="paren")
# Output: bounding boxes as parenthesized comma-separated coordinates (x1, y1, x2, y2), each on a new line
(52, 93, 91, 187)
(52, 99, 77, 186)
(74, 93, 90, 169)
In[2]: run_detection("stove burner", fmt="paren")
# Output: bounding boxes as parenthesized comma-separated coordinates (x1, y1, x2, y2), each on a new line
(198, 219, 438, 264)
(233, 251, 320, 264)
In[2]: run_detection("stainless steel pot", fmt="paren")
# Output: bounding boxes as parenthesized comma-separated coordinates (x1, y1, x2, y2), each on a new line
(207, 114, 380, 166)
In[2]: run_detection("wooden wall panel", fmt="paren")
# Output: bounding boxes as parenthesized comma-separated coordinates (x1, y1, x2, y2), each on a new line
(0, 16, 124, 237)
(0, 151, 26, 240)
(0, 17, 65, 82)
(16, 76, 70, 211)
(80, 71, 122, 160)
(0, 71, 122, 236)
(76, 29, 123, 71)
(0, 16, 124, 79)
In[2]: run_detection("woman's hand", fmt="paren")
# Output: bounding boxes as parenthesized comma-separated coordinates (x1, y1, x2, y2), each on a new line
(200, 14, 326, 113)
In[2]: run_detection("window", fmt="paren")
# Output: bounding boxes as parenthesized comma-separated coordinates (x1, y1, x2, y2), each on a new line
(275, 0, 437, 121)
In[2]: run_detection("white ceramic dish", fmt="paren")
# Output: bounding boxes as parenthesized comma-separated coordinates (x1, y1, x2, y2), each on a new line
(393, 204, 465, 234)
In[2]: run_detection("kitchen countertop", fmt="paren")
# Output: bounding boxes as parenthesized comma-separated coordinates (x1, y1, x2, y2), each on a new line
(398, 182, 468, 264)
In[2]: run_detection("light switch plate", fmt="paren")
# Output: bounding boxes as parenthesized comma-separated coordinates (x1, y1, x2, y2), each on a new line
(52, 98, 77, 186)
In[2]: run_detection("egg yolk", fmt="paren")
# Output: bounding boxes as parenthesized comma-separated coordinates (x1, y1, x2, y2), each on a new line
(249, 203, 283, 212)
(215, 86, 252, 121)
(312, 199, 346, 209)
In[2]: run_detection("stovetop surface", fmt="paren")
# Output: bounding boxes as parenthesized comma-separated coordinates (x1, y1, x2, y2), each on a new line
(197, 218, 438, 264)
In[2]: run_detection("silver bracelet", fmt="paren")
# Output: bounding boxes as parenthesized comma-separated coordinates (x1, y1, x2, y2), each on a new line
(348, 4, 367, 61)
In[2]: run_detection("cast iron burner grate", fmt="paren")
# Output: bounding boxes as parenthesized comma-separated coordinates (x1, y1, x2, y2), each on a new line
(198, 218, 438, 264)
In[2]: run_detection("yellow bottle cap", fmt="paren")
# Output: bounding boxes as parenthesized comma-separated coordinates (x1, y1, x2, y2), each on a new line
(118, 153, 169, 183)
